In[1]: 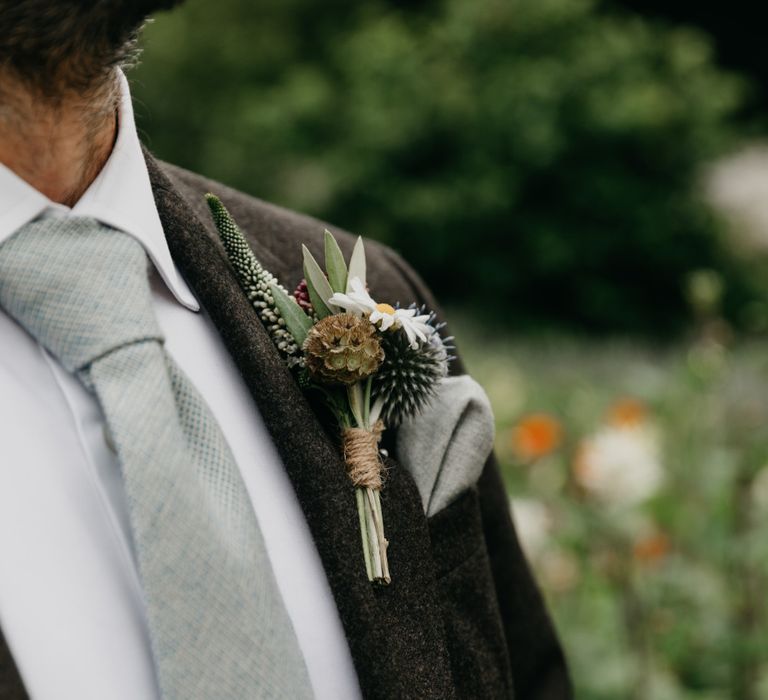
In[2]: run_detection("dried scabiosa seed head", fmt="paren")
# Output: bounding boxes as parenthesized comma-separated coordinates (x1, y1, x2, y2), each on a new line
(304, 313, 384, 385)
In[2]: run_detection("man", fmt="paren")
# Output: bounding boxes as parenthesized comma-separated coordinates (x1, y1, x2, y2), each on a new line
(0, 1, 570, 698)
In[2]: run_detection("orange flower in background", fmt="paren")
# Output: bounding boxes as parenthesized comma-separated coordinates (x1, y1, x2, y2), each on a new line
(608, 398, 648, 428)
(633, 532, 671, 566)
(511, 413, 563, 461)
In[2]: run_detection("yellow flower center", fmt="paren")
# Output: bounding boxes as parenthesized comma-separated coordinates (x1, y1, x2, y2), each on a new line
(375, 303, 396, 315)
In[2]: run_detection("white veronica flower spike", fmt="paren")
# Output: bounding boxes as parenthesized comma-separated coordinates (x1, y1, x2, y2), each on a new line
(329, 276, 435, 349)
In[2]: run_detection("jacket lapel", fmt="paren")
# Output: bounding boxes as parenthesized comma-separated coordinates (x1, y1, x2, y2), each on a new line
(145, 152, 457, 699)
(0, 628, 26, 699)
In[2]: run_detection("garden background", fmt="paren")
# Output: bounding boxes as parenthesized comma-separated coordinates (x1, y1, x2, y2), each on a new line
(133, 0, 768, 696)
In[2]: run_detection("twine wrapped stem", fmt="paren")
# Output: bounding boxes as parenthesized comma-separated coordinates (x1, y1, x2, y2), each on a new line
(342, 420, 385, 489)
(342, 420, 390, 584)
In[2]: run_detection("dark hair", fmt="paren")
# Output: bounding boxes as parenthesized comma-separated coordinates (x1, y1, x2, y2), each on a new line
(0, 0, 184, 97)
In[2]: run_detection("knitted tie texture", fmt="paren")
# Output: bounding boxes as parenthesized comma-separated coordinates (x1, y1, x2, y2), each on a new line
(0, 217, 312, 700)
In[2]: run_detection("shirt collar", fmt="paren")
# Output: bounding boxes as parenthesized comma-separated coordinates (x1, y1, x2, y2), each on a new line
(0, 70, 200, 312)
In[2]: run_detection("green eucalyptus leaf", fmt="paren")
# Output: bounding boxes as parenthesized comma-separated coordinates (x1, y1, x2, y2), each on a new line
(324, 229, 348, 293)
(270, 283, 312, 346)
(302, 244, 336, 318)
(306, 284, 332, 320)
(347, 236, 367, 292)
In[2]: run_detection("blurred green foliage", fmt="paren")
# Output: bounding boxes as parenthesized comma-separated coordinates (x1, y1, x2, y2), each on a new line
(131, 4, 768, 693)
(456, 317, 768, 699)
(135, 0, 752, 334)
(130, 3, 768, 692)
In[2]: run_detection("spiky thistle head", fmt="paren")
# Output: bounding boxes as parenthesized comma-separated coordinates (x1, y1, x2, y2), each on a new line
(372, 326, 451, 425)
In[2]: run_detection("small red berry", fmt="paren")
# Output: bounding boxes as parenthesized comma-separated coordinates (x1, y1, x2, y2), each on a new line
(293, 278, 313, 314)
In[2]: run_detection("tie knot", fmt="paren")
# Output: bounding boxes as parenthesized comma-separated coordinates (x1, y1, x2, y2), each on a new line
(0, 216, 162, 373)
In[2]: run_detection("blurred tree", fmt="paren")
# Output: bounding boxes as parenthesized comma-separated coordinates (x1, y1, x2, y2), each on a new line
(612, 0, 768, 116)
(134, 0, 756, 334)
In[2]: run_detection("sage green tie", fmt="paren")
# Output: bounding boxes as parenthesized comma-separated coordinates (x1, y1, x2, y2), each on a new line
(0, 217, 313, 699)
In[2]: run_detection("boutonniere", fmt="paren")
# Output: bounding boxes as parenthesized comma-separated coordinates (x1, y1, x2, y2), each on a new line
(205, 194, 453, 584)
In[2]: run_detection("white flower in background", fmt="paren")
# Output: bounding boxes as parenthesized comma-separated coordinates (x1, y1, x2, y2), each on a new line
(329, 276, 434, 348)
(511, 498, 553, 558)
(575, 424, 663, 507)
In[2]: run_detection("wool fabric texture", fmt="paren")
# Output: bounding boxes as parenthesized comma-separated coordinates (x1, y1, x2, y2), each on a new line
(0, 217, 312, 700)
(151, 156, 571, 699)
(0, 153, 572, 700)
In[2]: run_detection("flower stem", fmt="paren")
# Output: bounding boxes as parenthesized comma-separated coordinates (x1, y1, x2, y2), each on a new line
(345, 384, 390, 584)
(364, 489, 383, 580)
(356, 488, 374, 580)
(347, 383, 365, 429)
(363, 376, 373, 427)
(369, 488, 390, 584)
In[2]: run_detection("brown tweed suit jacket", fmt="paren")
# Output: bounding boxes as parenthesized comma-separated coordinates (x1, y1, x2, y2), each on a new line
(0, 151, 571, 699)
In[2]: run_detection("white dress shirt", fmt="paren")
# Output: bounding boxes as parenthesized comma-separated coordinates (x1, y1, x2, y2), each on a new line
(0, 71, 360, 700)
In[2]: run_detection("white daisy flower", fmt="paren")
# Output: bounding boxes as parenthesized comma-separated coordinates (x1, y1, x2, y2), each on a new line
(392, 308, 434, 348)
(329, 277, 378, 316)
(329, 276, 435, 349)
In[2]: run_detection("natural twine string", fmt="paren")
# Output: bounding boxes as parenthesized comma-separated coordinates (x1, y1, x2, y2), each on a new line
(342, 420, 385, 490)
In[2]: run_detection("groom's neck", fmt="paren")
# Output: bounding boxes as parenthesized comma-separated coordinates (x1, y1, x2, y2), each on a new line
(0, 71, 119, 207)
